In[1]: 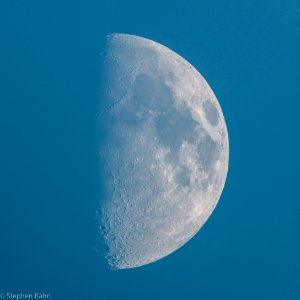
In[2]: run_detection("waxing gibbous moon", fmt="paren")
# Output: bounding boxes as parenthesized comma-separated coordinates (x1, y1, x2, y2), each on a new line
(97, 33, 229, 269)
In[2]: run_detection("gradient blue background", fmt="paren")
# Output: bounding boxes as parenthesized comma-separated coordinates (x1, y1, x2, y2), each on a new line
(1, 1, 299, 299)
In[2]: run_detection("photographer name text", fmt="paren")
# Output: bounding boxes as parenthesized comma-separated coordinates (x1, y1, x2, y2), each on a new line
(0, 293, 51, 299)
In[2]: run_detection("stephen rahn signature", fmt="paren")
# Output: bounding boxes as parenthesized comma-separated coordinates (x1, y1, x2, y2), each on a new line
(0, 293, 51, 299)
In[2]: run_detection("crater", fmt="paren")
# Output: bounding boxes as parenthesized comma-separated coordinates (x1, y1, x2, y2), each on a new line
(203, 100, 219, 126)
(176, 167, 191, 187)
(197, 133, 220, 171)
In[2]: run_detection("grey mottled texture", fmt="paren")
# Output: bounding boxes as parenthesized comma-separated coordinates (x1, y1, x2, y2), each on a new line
(98, 34, 229, 269)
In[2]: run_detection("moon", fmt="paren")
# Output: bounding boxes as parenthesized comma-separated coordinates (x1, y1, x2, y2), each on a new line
(97, 33, 229, 269)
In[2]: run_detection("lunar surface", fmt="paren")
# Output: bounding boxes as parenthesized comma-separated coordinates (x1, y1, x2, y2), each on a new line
(97, 34, 229, 269)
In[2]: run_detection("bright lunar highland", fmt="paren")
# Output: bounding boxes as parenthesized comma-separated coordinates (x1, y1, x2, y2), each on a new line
(98, 33, 229, 269)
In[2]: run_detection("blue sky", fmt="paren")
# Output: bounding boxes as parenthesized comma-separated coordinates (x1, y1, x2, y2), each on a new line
(1, 1, 299, 299)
